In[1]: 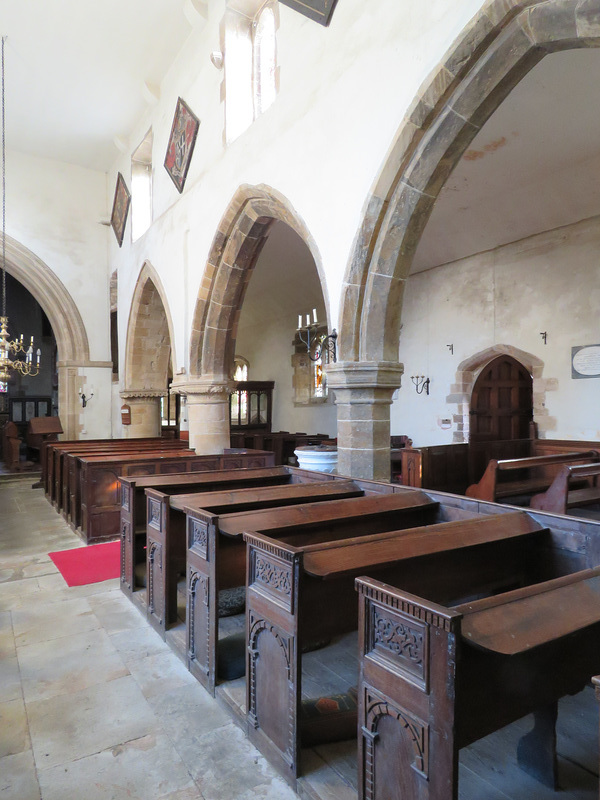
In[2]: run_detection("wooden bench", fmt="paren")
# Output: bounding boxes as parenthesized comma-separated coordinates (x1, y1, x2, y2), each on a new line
(356, 559, 600, 800)
(245, 510, 555, 782)
(42, 437, 164, 497)
(530, 462, 600, 516)
(43, 437, 180, 505)
(120, 465, 299, 597)
(181, 489, 469, 693)
(465, 450, 599, 503)
(146, 481, 380, 644)
(61, 440, 191, 522)
(77, 449, 275, 543)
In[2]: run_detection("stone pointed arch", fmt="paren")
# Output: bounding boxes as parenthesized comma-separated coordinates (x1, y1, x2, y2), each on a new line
(448, 344, 548, 443)
(3, 234, 91, 438)
(339, 0, 600, 365)
(189, 184, 325, 382)
(4, 234, 90, 363)
(123, 261, 177, 395)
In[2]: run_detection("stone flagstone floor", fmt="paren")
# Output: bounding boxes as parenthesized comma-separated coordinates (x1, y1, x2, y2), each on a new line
(0, 475, 300, 800)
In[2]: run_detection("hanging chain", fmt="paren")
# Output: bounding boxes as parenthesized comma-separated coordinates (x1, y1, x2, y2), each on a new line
(1, 36, 6, 318)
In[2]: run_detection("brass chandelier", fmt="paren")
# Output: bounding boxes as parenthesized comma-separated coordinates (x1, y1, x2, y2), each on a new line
(0, 36, 41, 383)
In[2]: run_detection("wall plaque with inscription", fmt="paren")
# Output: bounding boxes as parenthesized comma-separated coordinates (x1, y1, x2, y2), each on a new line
(279, 0, 339, 26)
(572, 344, 600, 379)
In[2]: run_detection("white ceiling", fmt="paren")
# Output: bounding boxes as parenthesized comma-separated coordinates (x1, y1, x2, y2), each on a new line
(1, 0, 193, 172)
(413, 49, 600, 272)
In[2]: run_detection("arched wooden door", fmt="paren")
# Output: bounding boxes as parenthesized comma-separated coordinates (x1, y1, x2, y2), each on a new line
(470, 356, 533, 442)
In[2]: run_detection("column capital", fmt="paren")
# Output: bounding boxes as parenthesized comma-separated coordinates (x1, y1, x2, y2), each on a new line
(327, 361, 404, 392)
(171, 375, 234, 400)
(120, 389, 166, 400)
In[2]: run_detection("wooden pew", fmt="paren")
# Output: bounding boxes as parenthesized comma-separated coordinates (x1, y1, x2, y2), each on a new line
(530, 462, 600, 516)
(78, 449, 275, 544)
(146, 480, 375, 641)
(245, 512, 600, 784)
(465, 450, 598, 503)
(57, 439, 188, 514)
(244, 510, 554, 781)
(44, 437, 177, 504)
(61, 439, 190, 522)
(399, 437, 600, 494)
(181, 490, 468, 694)
(120, 465, 299, 598)
(42, 437, 159, 496)
(355, 560, 600, 800)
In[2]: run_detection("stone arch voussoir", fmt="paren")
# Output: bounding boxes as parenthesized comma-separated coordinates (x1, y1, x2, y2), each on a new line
(189, 184, 325, 381)
(340, 0, 600, 365)
(123, 261, 177, 394)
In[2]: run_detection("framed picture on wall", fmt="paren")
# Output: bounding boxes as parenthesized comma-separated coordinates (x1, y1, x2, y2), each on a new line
(279, 0, 339, 26)
(164, 97, 200, 194)
(110, 172, 131, 247)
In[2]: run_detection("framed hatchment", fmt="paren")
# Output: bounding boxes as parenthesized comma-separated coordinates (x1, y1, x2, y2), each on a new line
(279, 0, 339, 26)
(164, 98, 200, 193)
(110, 172, 131, 247)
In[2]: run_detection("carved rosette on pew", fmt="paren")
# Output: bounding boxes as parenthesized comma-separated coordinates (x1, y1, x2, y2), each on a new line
(245, 534, 300, 781)
(119, 391, 164, 437)
(186, 509, 219, 692)
(356, 577, 461, 800)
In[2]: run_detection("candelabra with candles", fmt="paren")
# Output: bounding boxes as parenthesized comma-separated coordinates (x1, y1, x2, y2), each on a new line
(0, 317, 41, 381)
(297, 308, 337, 363)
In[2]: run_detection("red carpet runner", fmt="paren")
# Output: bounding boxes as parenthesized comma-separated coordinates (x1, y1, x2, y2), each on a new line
(49, 541, 120, 587)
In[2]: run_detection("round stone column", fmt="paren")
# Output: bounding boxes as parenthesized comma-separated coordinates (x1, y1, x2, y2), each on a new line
(120, 393, 162, 438)
(176, 378, 233, 455)
(327, 361, 403, 481)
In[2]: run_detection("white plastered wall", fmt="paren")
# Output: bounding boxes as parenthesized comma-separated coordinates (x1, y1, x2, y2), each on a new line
(109, 0, 490, 388)
(392, 216, 600, 446)
(6, 149, 112, 437)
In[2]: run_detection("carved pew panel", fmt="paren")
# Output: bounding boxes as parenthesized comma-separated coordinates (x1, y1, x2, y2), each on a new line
(120, 466, 290, 596)
(244, 511, 548, 783)
(356, 567, 600, 800)
(187, 491, 443, 693)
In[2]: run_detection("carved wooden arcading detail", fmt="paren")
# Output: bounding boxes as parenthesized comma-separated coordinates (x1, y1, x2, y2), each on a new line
(147, 541, 162, 618)
(187, 570, 209, 672)
(121, 485, 130, 511)
(120, 522, 129, 584)
(362, 689, 429, 799)
(247, 612, 295, 765)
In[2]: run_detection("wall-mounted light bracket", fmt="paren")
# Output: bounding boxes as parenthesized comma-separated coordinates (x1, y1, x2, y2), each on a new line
(79, 388, 94, 408)
(447, 344, 454, 354)
(540, 332, 547, 345)
(411, 375, 430, 395)
(296, 309, 337, 363)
